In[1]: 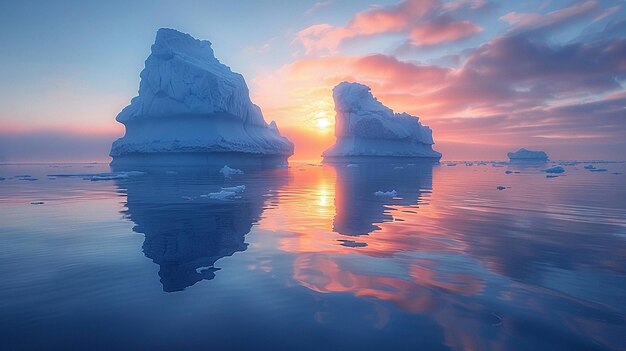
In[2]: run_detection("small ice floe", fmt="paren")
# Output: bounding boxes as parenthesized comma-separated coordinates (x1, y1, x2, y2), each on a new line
(544, 166, 565, 174)
(202, 190, 239, 200)
(447, 163, 457, 166)
(613, 172, 622, 175)
(465, 162, 474, 166)
(181, 196, 194, 201)
(374, 190, 397, 197)
(505, 170, 513, 174)
(589, 168, 608, 172)
(47, 176, 57, 180)
(30, 201, 44, 205)
(0, 177, 5, 181)
(20, 177, 38, 181)
(496, 186, 508, 190)
(346, 164, 358, 168)
(583, 164, 595, 169)
(546, 174, 559, 178)
(220, 165, 243, 178)
(221, 185, 246, 193)
(338, 239, 368, 248)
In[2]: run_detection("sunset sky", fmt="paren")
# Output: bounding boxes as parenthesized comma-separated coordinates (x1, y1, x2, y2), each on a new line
(0, 0, 625, 162)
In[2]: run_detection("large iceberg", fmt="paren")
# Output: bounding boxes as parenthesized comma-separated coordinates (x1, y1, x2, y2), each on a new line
(322, 82, 441, 160)
(507, 148, 548, 161)
(110, 28, 293, 166)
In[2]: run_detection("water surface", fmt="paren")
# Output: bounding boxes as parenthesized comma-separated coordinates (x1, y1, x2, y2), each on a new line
(1, 161, 625, 350)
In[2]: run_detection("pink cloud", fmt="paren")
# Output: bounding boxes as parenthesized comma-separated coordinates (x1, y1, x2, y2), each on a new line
(500, 0, 599, 32)
(295, 0, 483, 54)
(409, 17, 483, 46)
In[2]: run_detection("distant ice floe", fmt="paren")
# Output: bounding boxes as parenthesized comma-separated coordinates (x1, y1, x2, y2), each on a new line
(497, 186, 507, 190)
(30, 201, 44, 205)
(220, 165, 244, 178)
(546, 175, 559, 178)
(374, 190, 397, 197)
(0, 177, 5, 181)
(544, 166, 565, 174)
(585, 164, 608, 172)
(505, 170, 513, 174)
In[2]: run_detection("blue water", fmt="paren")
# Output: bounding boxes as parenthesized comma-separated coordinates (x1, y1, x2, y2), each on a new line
(1, 161, 625, 350)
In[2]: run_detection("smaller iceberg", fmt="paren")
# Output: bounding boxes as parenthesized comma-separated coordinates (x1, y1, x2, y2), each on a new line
(323, 82, 441, 161)
(508, 148, 548, 161)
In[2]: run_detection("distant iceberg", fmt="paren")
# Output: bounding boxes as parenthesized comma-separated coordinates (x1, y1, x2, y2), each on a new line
(322, 82, 441, 161)
(507, 148, 548, 161)
(110, 28, 293, 166)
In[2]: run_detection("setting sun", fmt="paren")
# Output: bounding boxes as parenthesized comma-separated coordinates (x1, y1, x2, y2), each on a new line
(316, 117, 331, 130)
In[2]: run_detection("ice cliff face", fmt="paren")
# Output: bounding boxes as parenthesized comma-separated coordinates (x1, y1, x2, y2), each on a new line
(323, 82, 441, 160)
(508, 148, 548, 161)
(110, 28, 293, 164)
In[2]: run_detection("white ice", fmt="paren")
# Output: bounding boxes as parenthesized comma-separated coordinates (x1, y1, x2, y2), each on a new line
(374, 190, 398, 197)
(110, 28, 293, 163)
(323, 82, 441, 159)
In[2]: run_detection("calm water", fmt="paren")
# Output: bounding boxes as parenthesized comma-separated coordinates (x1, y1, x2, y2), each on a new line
(1, 161, 625, 350)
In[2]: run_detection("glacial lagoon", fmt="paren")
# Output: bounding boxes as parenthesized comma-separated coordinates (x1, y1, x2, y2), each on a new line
(1, 161, 625, 350)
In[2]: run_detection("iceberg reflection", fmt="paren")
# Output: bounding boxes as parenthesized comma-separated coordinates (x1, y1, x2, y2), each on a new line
(329, 160, 434, 236)
(115, 166, 288, 292)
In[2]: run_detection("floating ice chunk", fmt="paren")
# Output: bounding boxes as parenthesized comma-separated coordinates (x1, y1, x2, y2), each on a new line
(589, 168, 608, 172)
(583, 164, 595, 169)
(544, 166, 565, 174)
(181, 196, 193, 200)
(221, 185, 246, 193)
(205, 190, 238, 200)
(505, 170, 513, 174)
(30, 201, 44, 205)
(374, 190, 397, 197)
(447, 163, 457, 166)
(220, 165, 244, 178)
(546, 175, 559, 178)
(20, 178, 38, 181)
(0, 177, 5, 181)
(496, 186, 507, 190)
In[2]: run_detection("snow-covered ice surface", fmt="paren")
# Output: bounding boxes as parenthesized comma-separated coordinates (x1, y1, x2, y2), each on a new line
(508, 148, 549, 161)
(110, 28, 293, 165)
(323, 82, 441, 161)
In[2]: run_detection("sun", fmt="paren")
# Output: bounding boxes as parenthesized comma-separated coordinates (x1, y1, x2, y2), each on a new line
(316, 117, 331, 130)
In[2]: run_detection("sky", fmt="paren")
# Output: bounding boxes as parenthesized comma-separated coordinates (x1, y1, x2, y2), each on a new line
(0, 0, 625, 162)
